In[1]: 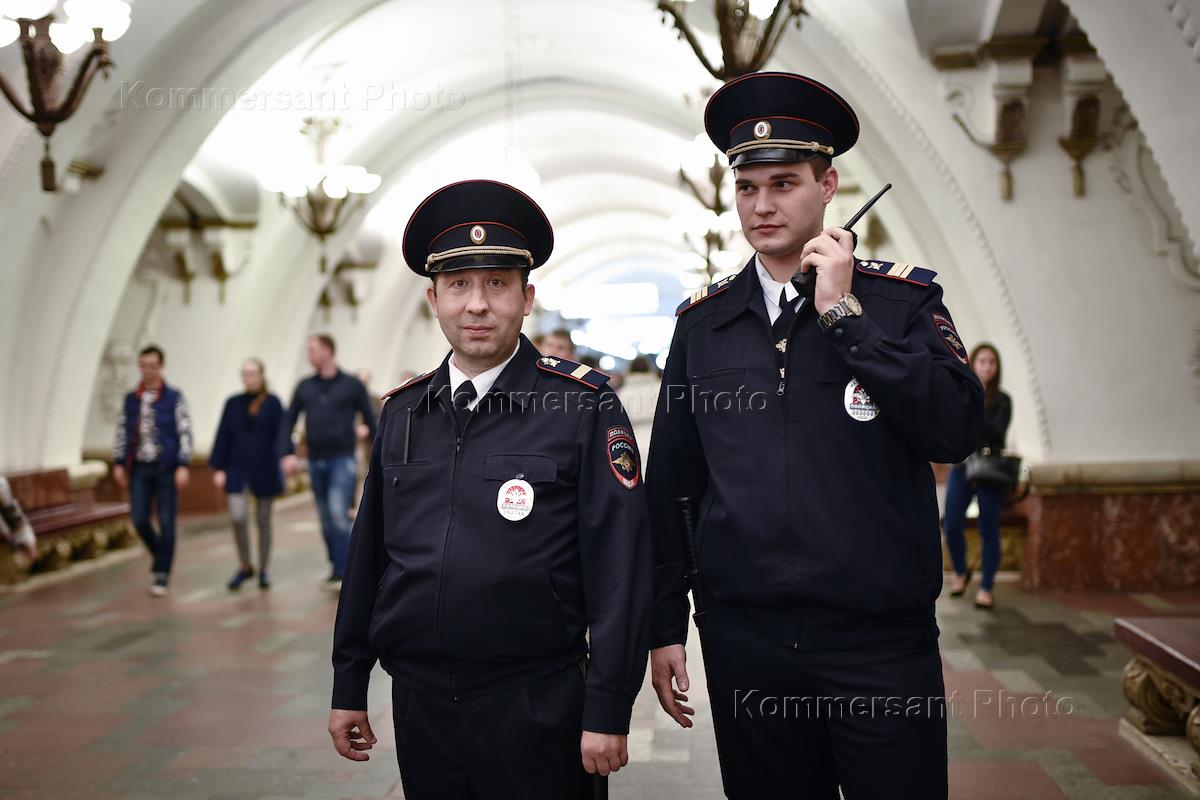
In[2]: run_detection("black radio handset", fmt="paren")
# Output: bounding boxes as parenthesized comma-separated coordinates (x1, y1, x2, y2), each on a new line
(793, 183, 893, 299)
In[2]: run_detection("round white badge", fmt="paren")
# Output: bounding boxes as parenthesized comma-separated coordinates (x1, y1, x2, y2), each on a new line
(497, 478, 535, 521)
(843, 378, 880, 422)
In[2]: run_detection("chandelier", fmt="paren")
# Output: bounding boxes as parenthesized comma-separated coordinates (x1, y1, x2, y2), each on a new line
(258, 116, 381, 273)
(672, 133, 743, 281)
(0, 0, 132, 191)
(657, 0, 805, 82)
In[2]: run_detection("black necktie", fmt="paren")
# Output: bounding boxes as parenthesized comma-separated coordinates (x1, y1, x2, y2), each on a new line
(452, 380, 477, 430)
(771, 285, 800, 348)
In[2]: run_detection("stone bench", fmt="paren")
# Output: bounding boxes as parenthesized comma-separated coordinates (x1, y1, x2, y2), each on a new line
(1115, 616, 1200, 779)
(1, 467, 134, 584)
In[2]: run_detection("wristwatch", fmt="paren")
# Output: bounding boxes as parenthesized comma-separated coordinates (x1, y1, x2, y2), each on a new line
(817, 292, 863, 330)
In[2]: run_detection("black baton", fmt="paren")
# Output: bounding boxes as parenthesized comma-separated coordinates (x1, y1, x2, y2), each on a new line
(675, 497, 705, 630)
(593, 773, 608, 800)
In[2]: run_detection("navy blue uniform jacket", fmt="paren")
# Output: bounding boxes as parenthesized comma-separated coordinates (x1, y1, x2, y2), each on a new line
(209, 393, 286, 497)
(332, 336, 652, 735)
(647, 257, 985, 651)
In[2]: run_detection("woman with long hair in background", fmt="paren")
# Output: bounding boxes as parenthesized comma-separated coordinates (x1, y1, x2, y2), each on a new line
(944, 343, 1012, 610)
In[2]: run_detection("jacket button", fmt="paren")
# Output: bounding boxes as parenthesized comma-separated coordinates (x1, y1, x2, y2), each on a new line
(850, 345, 859, 355)
(392, 476, 398, 488)
(833, 328, 844, 339)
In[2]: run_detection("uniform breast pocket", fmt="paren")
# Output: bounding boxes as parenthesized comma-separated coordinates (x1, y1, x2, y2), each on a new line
(690, 366, 752, 416)
(483, 454, 558, 485)
(380, 462, 439, 540)
(382, 462, 437, 504)
(692, 365, 747, 383)
(813, 354, 852, 385)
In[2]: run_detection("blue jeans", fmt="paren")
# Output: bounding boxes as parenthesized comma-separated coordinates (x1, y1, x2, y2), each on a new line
(129, 461, 177, 578)
(942, 464, 1006, 592)
(309, 454, 357, 577)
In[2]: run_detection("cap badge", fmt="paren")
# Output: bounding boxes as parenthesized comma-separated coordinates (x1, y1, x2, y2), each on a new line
(753, 120, 772, 139)
(469, 224, 487, 244)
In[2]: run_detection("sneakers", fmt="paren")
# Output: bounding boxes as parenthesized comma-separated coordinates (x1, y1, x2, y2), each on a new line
(227, 567, 254, 591)
(258, 571, 270, 590)
(149, 574, 169, 597)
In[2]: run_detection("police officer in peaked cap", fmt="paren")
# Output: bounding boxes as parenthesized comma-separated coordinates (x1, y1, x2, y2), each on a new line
(327, 179, 653, 799)
(645, 72, 985, 798)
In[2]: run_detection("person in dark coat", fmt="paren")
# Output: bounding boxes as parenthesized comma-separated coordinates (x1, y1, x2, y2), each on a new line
(326, 180, 652, 800)
(944, 343, 1013, 610)
(646, 72, 985, 799)
(210, 358, 286, 590)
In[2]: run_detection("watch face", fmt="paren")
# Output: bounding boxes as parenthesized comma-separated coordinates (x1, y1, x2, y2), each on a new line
(844, 293, 863, 315)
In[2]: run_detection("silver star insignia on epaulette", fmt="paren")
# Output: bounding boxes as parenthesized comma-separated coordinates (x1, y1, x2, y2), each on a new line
(540, 357, 560, 367)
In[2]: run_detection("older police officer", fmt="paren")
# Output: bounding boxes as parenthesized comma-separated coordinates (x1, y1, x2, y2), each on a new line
(328, 180, 652, 799)
(646, 73, 985, 798)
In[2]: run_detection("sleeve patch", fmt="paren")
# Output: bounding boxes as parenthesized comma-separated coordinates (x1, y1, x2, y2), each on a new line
(931, 313, 969, 365)
(606, 426, 640, 490)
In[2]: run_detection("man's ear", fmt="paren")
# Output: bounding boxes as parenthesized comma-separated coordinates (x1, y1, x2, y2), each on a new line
(425, 283, 439, 319)
(821, 164, 839, 205)
(522, 282, 536, 316)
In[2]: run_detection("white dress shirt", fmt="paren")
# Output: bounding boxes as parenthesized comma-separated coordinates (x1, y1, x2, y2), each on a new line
(755, 254, 805, 324)
(448, 343, 521, 411)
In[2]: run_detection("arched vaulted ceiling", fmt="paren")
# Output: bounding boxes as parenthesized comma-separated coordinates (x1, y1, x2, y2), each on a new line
(2, 0, 1198, 472)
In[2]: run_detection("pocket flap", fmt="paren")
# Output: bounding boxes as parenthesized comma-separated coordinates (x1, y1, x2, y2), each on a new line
(484, 454, 558, 484)
(815, 354, 852, 384)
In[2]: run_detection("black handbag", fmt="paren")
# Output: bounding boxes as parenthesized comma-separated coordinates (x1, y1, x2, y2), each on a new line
(964, 447, 1021, 489)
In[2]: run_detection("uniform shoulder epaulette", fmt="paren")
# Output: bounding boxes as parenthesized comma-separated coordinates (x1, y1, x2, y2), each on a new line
(535, 356, 610, 390)
(854, 259, 936, 287)
(676, 274, 737, 316)
(381, 369, 436, 401)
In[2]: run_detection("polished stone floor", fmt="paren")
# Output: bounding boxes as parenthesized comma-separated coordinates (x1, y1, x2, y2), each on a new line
(1, 499, 1197, 799)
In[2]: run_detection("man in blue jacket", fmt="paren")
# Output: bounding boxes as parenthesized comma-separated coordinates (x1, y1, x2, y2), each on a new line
(327, 180, 652, 799)
(646, 72, 985, 798)
(279, 334, 377, 588)
(112, 345, 193, 597)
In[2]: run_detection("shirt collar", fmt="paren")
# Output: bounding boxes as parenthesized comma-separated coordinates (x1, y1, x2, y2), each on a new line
(448, 341, 521, 404)
(755, 253, 801, 310)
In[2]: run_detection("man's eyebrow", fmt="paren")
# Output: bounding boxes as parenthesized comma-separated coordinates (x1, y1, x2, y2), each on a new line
(735, 171, 802, 184)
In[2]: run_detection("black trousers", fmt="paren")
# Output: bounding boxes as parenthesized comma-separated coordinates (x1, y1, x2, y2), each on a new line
(391, 664, 593, 800)
(702, 602, 948, 799)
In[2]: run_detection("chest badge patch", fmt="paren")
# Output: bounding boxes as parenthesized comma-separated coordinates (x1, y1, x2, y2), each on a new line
(931, 313, 969, 365)
(497, 478, 534, 522)
(607, 426, 640, 489)
(844, 378, 880, 422)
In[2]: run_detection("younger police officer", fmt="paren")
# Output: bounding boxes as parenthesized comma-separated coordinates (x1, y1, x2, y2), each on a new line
(647, 73, 985, 799)
(327, 180, 652, 800)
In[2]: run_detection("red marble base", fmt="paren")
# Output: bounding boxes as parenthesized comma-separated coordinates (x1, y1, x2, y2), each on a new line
(1023, 488, 1200, 590)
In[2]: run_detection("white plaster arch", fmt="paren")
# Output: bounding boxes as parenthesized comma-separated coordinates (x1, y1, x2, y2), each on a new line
(7, 0, 1200, 474)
